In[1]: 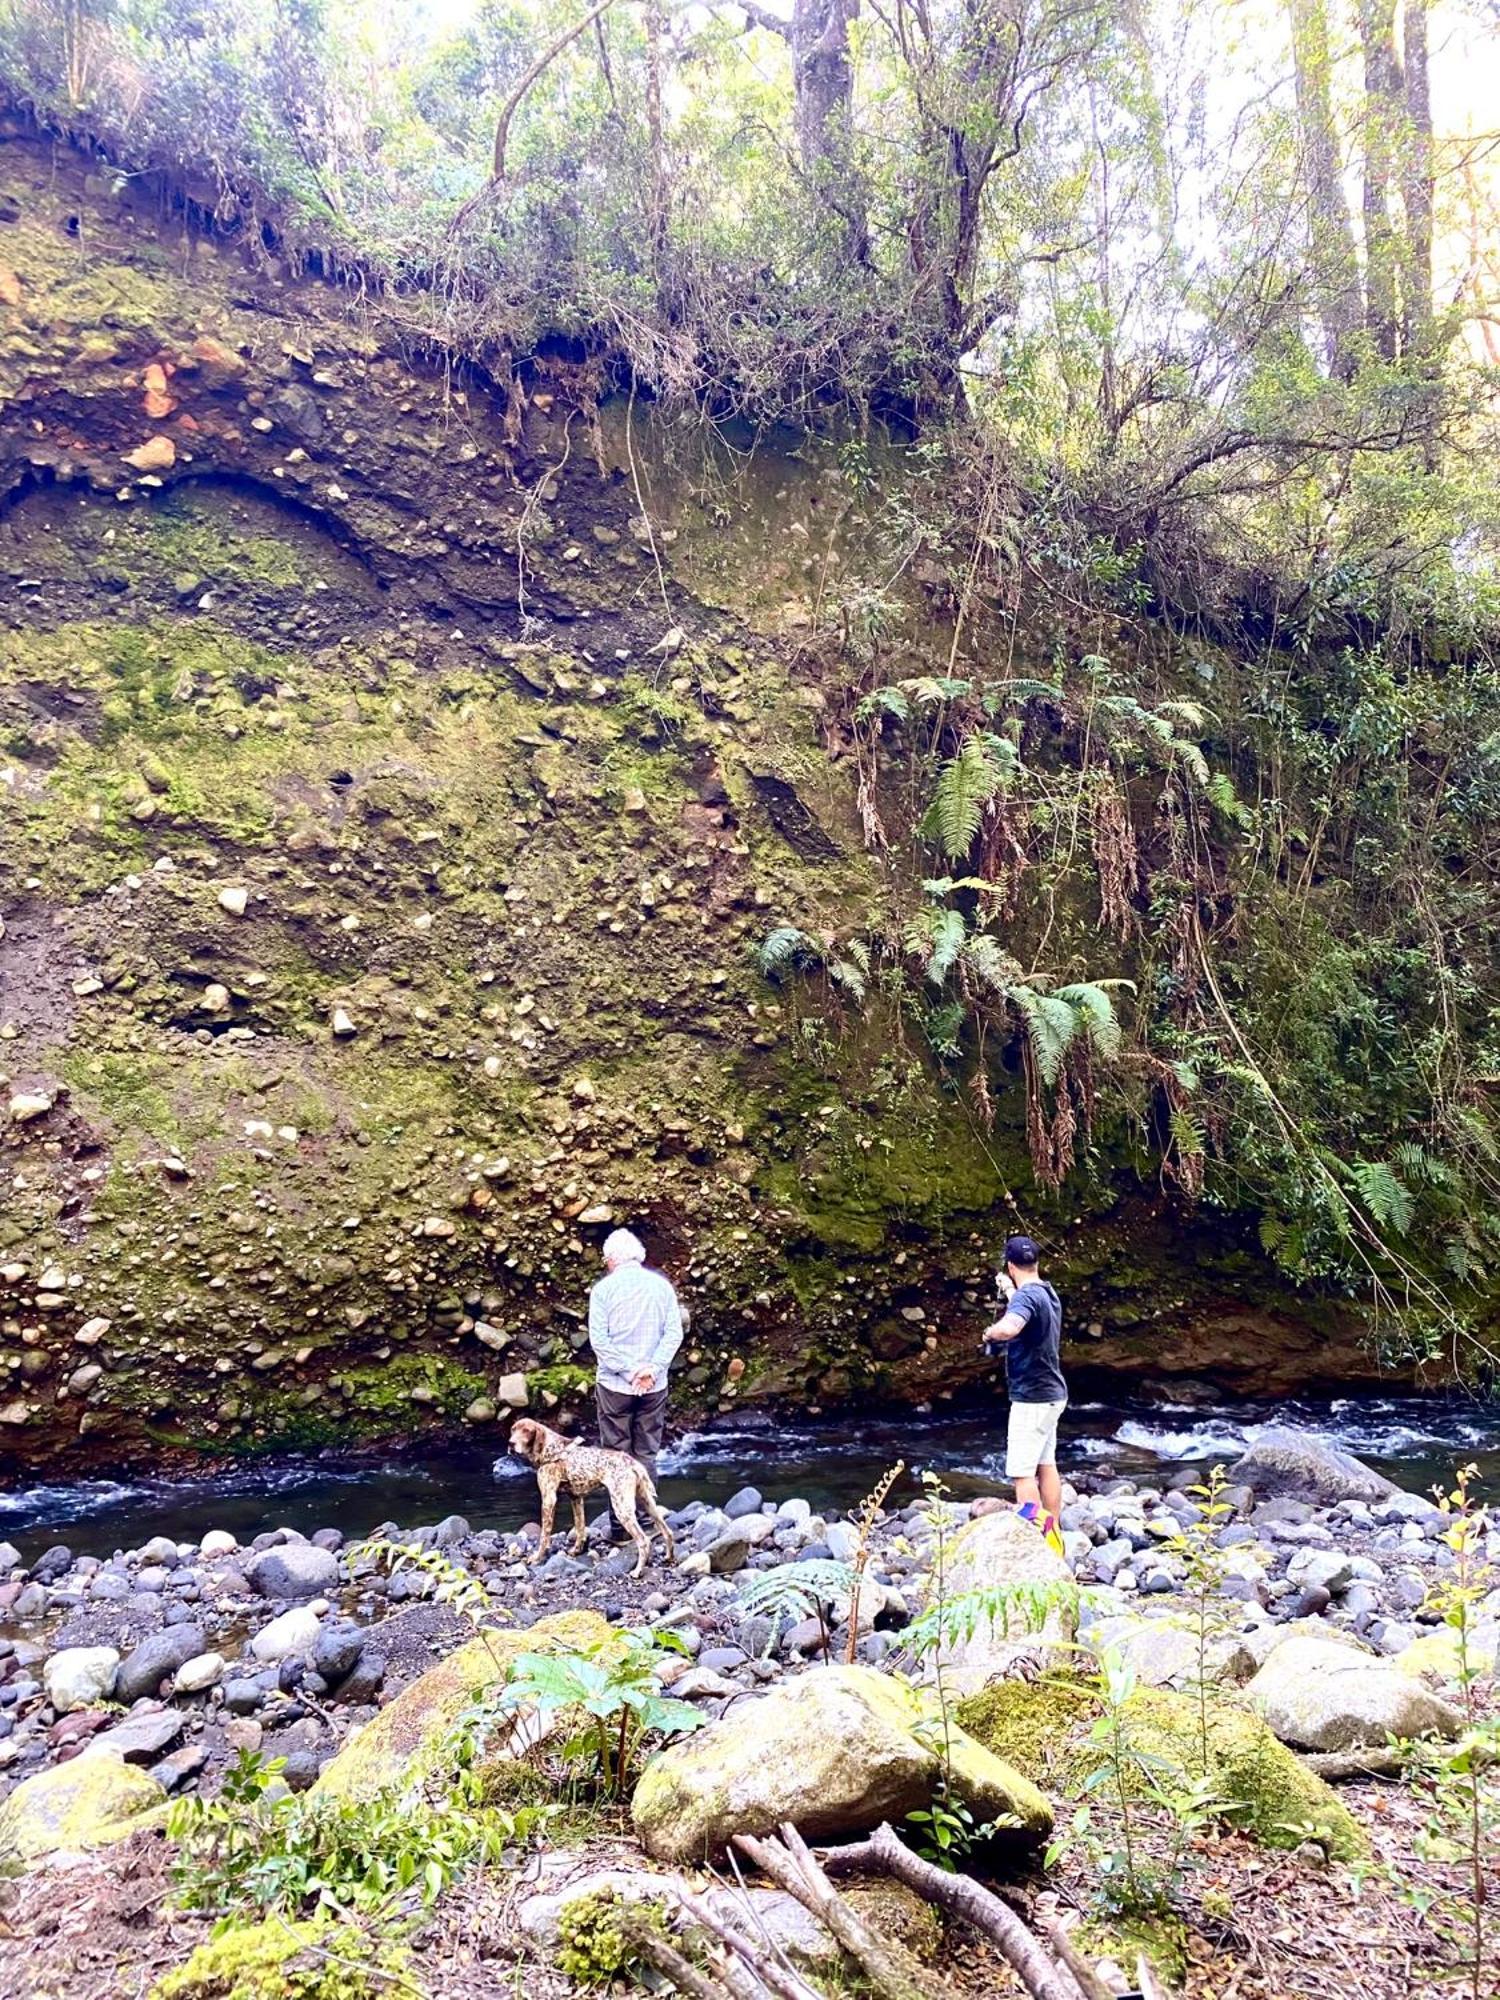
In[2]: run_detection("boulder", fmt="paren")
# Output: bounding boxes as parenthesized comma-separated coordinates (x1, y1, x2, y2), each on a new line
(246, 1544, 340, 1600)
(0, 1752, 166, 1865)
(631, 1662, 1050, 1864)
(1246, 1636, 1464, 1751)
(923, 1508, 1075, 1693)
(43, 1646, 121, 1715)
(1227, 1430, 1398, 1507)
(115, 1625, 207, 1704)
(313, 1610, 608, 1804)
(958, 1677, 1365, 1861)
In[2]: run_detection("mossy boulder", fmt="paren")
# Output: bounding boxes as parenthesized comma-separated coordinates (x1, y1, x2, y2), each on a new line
(1397, 1626, 1500, 1683)
(311, 1609, 609, 1805)
(150, 1916, 404, 1999)
(956, 1678, 1366, 1862)
(631, 1662, 1051, 1864)
(0, 1749, 166, 1867)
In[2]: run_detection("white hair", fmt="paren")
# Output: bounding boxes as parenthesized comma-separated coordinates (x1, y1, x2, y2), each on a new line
(602, 1228, 646, 1267)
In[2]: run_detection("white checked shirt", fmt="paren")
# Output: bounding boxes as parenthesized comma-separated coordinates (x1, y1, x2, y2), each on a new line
(587, 1261, 684, 1394)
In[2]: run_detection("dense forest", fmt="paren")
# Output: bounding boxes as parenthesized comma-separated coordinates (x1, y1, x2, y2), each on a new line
(0, 5, 1498, 2000)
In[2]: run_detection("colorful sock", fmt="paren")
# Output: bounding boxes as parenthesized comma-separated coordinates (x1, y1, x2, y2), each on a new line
(1041, 1510, 1066, 1558)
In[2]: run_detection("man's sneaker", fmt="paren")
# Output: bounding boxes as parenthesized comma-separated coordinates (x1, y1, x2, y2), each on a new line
(1015, 1500, 1067, 1559)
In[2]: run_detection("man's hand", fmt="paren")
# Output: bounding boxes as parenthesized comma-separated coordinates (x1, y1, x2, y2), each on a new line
(630, 1369, 656, 1394)
(983, 1321, 1011, 1343)
(997, 1272, 1016, 1302)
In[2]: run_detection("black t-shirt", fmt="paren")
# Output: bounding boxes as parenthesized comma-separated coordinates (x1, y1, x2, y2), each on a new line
(1003, 1279, 1067, 1404)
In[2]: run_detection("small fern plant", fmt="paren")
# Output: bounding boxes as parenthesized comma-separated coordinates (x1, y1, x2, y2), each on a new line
(735, 1558, 855, 1658)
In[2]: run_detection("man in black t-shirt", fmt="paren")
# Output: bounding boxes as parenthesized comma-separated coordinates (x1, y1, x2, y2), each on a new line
(983, 1233, 1068, 1552)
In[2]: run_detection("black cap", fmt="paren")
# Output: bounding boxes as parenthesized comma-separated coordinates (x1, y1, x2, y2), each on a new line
(1004, 1234, 1040, 1267)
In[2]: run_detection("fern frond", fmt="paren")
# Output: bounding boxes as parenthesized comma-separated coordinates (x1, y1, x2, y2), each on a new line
(1010, 986, 1080, 1087)
(906, 675, 973, 707)
(986, 677, 1063, 711)
(924, 908, 967, 983)
(854, 685, 910, 725)
(925, 734, 1010, 860)
(962, 933, 1017, 992)
(758, 926, 820, 979)
(1157, 698, 1212, 732)
(1206, 770, 1254, 829)
(925, 999, 968, 1056)
(1349, 1159, 1414, 1236)
(1054, 981, 1123, 1061)
(829, 959, 867, 1003)
(1172, 739, 1210, 786)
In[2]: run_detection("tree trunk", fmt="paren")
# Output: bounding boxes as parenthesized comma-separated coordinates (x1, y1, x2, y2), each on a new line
(1287, 0, 1362, 377)
(1358, 0, 1402, 359)
(1400, 0, 1433, 351)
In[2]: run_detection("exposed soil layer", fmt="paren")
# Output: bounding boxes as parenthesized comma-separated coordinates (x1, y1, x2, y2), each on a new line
(0, 120, 1406, 1482)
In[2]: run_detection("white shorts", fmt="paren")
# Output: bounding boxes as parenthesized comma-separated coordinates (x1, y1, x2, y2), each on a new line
(1006, 1400, 1066, 1478)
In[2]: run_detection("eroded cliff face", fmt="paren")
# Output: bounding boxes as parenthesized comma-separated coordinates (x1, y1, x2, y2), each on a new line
(0, 126, 1390, 1476)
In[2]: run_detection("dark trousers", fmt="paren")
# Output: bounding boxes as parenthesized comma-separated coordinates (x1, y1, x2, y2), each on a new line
(596, 1383, 668, 1486)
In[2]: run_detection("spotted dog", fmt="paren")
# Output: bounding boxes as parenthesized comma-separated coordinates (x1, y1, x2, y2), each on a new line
(508, 1417, 675, 1578)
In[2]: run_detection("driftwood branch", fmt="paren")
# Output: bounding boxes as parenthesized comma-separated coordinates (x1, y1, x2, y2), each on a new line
(676, 1889, 824, 2000)
(1032, 1905, 1118, 2000)
(626, 1920, 740, 2000)
(817, 1822, 1089, 2000)
(733, 1825, 944, 2000)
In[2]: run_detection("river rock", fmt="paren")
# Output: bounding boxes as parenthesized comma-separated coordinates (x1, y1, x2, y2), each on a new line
(1246, 1635, 1464, 1751)
(43, 1647, 121, 1715)
(0, 1751, 166, 1864)
(313, 1611, 607, 1805)
(631, 1662, 1050, 1864)
(199, 1530, 238, 1558)
(0, 1542, 20, 1573)
(518, 1865, 841, 1970)
(1228, 1430, 1398, 1507)
(724, 1486, 764, 1520)
(335, 1649, 386, 1704)
(115, 1626, 207, 1704)
(173, 1652, 227, 1695)
(1087, 1615, 1256, 1690)
(311, 1623, 364, 1684)
(91, 1708, 185, 1763)
(249, 1606, 322, 1663)
(246, 1544, 340, 1600)
(1287, 1548, 1355, 1595)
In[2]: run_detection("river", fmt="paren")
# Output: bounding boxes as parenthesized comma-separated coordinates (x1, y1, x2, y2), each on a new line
(3, 1390, 1497, 1565)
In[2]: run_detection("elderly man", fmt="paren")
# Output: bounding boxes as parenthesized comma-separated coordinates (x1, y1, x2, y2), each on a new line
(587, 1227, 684, 1487)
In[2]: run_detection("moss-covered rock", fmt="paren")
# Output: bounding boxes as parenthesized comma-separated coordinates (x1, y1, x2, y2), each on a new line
(956, 1678, 1366, 1861)
(632, 1662, 1050, 1864)
(150, 1916, 404, 2000)
(0, 1750, 166, 1867)
(311, 1610, 609, 1805)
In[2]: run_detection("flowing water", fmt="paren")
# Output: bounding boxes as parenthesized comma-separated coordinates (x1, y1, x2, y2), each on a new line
(3, 1391, 1498, 1566)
